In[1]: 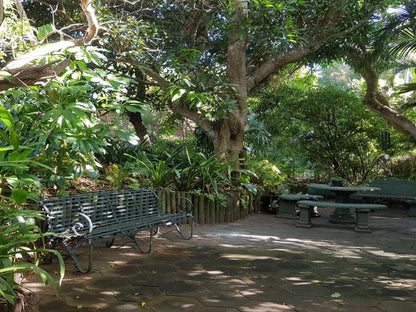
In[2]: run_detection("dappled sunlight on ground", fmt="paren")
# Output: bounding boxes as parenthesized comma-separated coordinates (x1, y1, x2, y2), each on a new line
(22, 210, 416, 312)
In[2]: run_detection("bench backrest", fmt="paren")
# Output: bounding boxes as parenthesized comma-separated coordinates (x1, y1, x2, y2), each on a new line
(368, 179, 416, 196)
(39, 189, 161, 235)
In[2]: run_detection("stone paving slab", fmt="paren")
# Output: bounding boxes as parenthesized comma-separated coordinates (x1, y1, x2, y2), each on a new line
(23, 208, 416, 311)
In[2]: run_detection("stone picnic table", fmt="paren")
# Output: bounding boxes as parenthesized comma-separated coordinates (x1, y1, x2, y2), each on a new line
(307, 183, 381, 224)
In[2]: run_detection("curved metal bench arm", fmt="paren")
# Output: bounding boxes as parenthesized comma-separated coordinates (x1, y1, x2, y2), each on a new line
(178, 196, 194, 213)
(72, 213, 93, 236)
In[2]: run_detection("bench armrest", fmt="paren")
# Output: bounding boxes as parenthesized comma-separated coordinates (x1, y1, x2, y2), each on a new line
(71, 213, 94, 236)
(178, 196, 194, 213)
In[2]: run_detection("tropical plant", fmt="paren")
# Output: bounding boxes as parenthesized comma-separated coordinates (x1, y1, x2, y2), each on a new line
(0, 105, 65, 307)
(244, 114, 272, 156)
(1, 52, 142, 188)
(0, 203, 65, 306)
(125, 153, 179, 189)
(178, 150, 232, 200)
(247, 158, 284, 195)
(388, 2, 416, 101)
(122, 142, 252, 203)
(105, 164, 138, 190)
(0, 104, 51, 201)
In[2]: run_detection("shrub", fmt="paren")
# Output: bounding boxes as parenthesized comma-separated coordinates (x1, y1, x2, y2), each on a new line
(382, 152, 416, 181)
(0, 202, 65, 306)
(247, 158, 284, 194)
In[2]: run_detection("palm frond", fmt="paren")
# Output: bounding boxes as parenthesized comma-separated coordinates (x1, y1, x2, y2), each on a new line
(390, 28, 416, 58)
(394, 82, 416, 94)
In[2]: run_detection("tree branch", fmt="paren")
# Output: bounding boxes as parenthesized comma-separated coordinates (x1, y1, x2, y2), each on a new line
(0, 0, 98, 90)
(247, 5, 342, 92)
(78, 0, 98, 45)
(27, 0, 77, 24)
(140, 67, 217, 140)
(0, 0, 4, 27)
(363, 66, 416, 141)
(170, 101, 217, 141)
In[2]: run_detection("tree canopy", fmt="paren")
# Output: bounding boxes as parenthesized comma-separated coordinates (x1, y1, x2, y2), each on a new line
(90, 0, 405, 163)
(1, 0, 415, 170)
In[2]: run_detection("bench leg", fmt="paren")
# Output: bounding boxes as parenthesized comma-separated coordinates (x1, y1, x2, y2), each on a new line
(174, 220, 194, 240)
(63, 239, 93, 273)
(276, 199, 298, 219)
(105, 237, 115, 248)
(354, 209, 371, 233)
(132, 229, 153, 254)
(296, 205, 313, 228)
(408, 203, 416, 217)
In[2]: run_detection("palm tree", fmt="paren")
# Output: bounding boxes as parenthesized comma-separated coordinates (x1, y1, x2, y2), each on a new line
(389, 1, 416, 94)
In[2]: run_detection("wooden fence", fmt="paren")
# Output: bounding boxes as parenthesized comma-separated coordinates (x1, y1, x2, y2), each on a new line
(157, 190, 258, 224)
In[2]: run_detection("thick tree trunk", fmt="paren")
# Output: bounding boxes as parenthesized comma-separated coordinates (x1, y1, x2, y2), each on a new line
(212, 0, 248, 168)
(128, 71, 151, 145)
(363, 66, 416, 141)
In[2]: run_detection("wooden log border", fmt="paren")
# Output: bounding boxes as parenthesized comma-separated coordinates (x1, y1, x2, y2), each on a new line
(157, 190, 258, 224)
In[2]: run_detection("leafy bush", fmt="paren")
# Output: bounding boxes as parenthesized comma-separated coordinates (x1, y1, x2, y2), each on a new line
(0, 105, 65, 306)
(1, 56, 141, 189)
(119, 141, 260, 205)
(247, 158, 284, 194)
(126, 156, 179, 189)
(381, 151, 416, 181)
(0, 203, 65, 306)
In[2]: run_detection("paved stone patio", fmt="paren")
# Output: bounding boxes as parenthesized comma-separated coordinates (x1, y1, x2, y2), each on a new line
(23, 207, 416, 311)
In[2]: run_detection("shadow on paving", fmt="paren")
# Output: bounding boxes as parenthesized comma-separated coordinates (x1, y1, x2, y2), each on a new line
(23, 208, 416, 312)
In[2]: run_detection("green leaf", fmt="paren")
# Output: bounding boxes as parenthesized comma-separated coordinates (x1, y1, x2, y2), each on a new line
(114, 129, 140, 145)
(85, 165, 99, 179)
(0, 105, 14, 128)
(171, 89, 186, 103)
(12, 190, 27, 205)
(37, 24, 54, 40)
(0, 146, 14, 152)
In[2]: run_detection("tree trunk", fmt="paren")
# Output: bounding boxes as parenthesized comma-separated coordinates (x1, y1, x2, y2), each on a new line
(0, 0, 3, 27)
(212, 0, 248, 168)
(363, 66, 416, 141)
(128, 70, 151, 145)
(128, 112, 151, 145)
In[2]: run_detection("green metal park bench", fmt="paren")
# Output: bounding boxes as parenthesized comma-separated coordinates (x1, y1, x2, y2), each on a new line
(351, 179, 416, 217)
(38, 189, 194, 273)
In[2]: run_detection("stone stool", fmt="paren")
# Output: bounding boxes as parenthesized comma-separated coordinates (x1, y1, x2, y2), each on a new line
(276, 194, 323, 219)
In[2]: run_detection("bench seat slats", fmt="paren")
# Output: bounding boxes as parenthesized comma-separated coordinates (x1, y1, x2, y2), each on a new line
(88, 213, 193, 238)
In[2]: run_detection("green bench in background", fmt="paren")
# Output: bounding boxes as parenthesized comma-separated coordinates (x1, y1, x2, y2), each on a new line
(351, 179, 416, 217)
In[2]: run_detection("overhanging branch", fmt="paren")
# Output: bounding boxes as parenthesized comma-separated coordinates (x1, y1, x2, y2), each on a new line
(0, 0, 98, 90)
(363, 66, 416, 141)
(247, 5, 343, 92)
